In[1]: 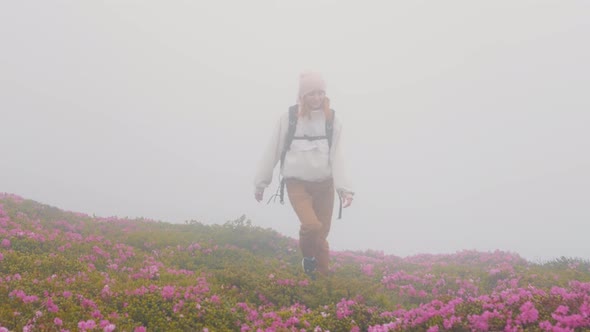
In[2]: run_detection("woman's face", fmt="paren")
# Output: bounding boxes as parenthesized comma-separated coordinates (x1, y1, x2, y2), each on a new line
(302, 90, 326, 110)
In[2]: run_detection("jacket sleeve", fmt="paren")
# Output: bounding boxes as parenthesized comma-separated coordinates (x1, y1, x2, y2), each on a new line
(253, 115, 285, 192)
(330, 119, 354, 196)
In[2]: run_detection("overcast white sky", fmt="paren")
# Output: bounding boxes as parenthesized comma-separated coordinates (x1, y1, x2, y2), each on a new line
(1, 1, 589, 262)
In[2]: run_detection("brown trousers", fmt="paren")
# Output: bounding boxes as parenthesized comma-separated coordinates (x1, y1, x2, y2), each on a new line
(285, 178, 335, 275)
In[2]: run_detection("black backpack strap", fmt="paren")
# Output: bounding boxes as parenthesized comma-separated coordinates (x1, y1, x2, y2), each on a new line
(279, 105, 299, 204)
(292, 135, 328, 141)
(326, 109, 335, 149)
(280, 105, 299, 169)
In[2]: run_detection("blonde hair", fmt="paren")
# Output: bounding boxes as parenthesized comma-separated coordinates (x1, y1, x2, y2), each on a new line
(298, 97, 333, 121)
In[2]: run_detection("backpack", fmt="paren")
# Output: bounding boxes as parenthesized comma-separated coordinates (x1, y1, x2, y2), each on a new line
(267, 105, 343, 219)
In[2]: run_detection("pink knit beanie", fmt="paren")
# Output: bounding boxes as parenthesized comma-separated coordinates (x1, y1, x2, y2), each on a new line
(298, 71, 326, 99)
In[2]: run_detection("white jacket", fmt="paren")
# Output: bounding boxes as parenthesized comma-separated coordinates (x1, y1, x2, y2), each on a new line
(254, 109, 354, 195)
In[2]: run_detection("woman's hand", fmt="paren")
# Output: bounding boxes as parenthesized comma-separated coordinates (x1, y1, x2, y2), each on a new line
(339, 191, 354, 208)
(255, 188, 264, 202)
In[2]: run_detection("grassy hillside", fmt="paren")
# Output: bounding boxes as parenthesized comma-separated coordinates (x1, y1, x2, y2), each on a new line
(0, 193, 589, 331)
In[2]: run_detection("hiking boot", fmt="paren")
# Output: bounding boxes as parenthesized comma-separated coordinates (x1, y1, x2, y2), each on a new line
(302, 257, 317, 278)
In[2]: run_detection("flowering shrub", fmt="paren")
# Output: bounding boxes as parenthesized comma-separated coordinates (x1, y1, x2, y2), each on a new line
(1, 193, 590, 331)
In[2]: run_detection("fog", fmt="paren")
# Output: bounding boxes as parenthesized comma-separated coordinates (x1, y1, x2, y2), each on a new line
(1, 1, 589, 261)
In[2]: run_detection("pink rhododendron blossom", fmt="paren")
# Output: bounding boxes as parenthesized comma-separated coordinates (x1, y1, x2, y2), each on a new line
(24, 295, 39, 303)
(336, 298, 355, 319)
(552, 313, 587, 328)
(173, 300, 185, 313)
(579, 301, 590, 317)
(162, 285, 175, 299)
(46, 297, 59, 313)
(54, 318, 63, 326)
(1, 238, 10, 248)
(518, 301, 539, 324)
(101, 285, 112, 298)
(134, 327, 147, 332)
(362, 264, 374, 276)
(80, 298, 98, 310)
(78, 320, 97, 331)
(555, 305, 570, 315)
(277, 278, 296, 286)
(443, 315, 461, 329)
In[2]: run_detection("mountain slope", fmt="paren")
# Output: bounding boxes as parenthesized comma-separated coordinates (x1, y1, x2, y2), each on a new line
(1, 193, 589, 331)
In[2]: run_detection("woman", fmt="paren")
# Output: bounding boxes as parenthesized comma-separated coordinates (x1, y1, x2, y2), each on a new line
(253, 71, 354, 278)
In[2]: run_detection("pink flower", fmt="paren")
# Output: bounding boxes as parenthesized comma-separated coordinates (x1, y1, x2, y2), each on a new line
(104, 324, 116, 332)
(92, 310, 103, 319)
(427, 326, 439, 332)
(553, 313, 586, 328)
(362, 264, 374, 276)
(78, 320, 97, 331)
(173, 300, 185, 313)
(0, 252, 3, 261)
(23, 295, 39, 303)
(518, 301, 539, 324)
(468, 313, 489, 330)
(81, 298, 98, 309)
(161, 285, 175, 300)
(134, 327, 147, 332)
(443, 316, 461, 329)
(101, 285, 112, 298)
(46, 297, 59, 313)
(86, 320, 97, 329)
(1, 238, 10, 248)
(336, 298, 355, 319)
(54, 318, 63, 326)
(539, 321, 552, 331)
(554, 305, 569, 315)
